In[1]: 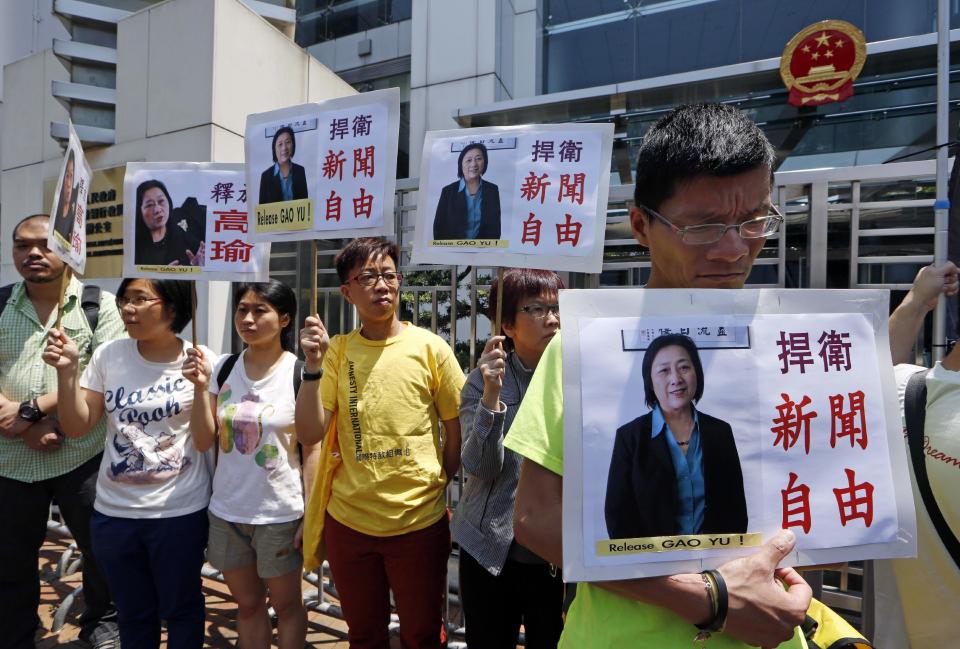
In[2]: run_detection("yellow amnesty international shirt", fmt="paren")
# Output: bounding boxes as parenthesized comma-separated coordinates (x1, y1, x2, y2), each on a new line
(320, 323, 464, 536)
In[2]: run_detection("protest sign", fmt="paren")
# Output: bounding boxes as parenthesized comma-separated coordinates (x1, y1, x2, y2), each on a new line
(244, 88, 400, 243)
(122, 162, 270, 281)
(410, 124, 614, 273)
(48, 122, 92, 275)
(560, 288, 917, 581)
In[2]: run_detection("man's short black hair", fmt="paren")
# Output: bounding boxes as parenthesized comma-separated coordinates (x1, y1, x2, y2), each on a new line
(641, 334, 705, 409)
(11, 214, 49, 241)
(334, 237, 399, 284)
(634, 103, 776, 212)
(117, 278, 193, 334)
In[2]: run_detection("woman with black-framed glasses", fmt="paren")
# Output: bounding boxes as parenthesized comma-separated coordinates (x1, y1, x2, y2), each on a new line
(43, 278, 214, 649)
(452, 267, 566, 649)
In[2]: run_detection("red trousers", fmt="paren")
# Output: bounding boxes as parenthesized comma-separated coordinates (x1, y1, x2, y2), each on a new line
(324, 513, 450, 649)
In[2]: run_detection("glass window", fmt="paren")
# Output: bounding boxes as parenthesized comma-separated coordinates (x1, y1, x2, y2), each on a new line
(544, 0, 947, 94)
(296, 0, 412, 46)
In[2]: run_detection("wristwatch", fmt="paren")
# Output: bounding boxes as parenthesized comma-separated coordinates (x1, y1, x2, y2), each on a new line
(300, 366, 323, 382)
(18, 397, 45, 423)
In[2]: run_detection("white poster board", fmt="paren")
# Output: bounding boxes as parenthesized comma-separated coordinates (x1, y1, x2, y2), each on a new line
(410, 124, 614, 273)
(122, 162, 270, 281)
(48, 122, 92, 274)
(561, 288, 917, 581)
(244, 88, 400, 243)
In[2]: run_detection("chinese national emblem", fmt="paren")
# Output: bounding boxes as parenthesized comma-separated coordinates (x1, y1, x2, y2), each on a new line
(780, 20, 866, 107)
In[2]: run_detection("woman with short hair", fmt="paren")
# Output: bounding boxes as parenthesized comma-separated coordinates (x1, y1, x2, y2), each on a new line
(43, 278, 214, 649)
(452, 267, 564, 649)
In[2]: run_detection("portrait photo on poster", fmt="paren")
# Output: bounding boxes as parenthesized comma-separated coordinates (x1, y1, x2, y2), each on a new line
(244, 90, 400, 243)
(122, 162, 270, 282)
(48, 123, 92, 275)
(51, 147, 79, 247)
(132, 177, 206, 268)
(412, 123, 614, 273)
(562, 291, 916, 581)
(432, 139, 506, 242)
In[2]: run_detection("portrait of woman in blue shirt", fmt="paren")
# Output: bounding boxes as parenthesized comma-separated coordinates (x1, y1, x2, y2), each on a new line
(258, 126, 308, 205)
(433, 142, 502, 240)
(604, 333, 747, 540)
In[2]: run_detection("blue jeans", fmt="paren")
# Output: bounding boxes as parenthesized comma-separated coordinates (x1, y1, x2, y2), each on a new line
(90, 508, 207, 649)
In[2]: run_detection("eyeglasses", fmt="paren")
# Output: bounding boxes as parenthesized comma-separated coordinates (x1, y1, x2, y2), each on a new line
(349, 271, 403, 287)
(116, 296, 162, 309)
(641, 204, 784, 245)
(518, 303, 560, 319)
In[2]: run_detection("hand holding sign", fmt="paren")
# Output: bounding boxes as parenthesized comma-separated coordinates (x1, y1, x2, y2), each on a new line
(300, 315, 329, 371)
(42, 329, 81, 372)
(181, 347, 212, 389)
(716, 530, 811, 648)
(478, 335, 507, 411)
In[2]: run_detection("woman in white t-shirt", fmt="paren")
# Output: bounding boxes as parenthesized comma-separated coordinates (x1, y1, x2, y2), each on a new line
(182, 279, 312, 649)
(43, 278, 212, 649)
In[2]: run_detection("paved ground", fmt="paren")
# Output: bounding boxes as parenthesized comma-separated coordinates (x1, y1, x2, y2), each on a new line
(34, 535, 387, 648)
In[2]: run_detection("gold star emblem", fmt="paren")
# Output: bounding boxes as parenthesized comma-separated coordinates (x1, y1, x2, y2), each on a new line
(811, 51, 820, 60)
(802, 44, 811, 53)
(815, 32, 831, 48)
(825, 50, 834, 58)
(835, 39, 845, 48)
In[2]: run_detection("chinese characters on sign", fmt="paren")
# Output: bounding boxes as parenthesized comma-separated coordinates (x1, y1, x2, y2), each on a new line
(566, 297, 910, 582)
(123, 162, 270, 281)
(245, 89, 400, 243)
(47, 122, 93, 275)
(412, 124, 614, 273)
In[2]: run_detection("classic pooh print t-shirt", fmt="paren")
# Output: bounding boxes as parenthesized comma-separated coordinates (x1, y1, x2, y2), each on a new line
(81, 338, 213, 518)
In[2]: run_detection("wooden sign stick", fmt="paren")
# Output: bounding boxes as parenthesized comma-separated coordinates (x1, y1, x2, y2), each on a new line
(53, 268, 72, 330)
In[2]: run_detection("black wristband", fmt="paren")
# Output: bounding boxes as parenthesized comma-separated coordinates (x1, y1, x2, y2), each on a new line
(696, 570, 729, 633)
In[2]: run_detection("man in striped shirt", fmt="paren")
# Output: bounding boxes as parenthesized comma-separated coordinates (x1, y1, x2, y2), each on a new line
(0, 214, 126, 649)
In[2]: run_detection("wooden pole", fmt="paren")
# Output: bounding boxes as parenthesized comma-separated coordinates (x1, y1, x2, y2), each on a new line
(191, 282, 198, 348)
(494, 266, 505, 336)
(310, 240, 318, 316)
(53, 268, 72, 330)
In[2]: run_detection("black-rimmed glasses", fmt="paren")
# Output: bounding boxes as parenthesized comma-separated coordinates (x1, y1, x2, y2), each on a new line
(349, 271, 403, 287)
(641, 203, 784, 245)
(518, 303, 560, 319)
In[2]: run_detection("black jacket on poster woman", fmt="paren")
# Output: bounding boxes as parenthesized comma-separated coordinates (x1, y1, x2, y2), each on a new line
(604, 410, 748, 540)
(258, 163, 308, 205)
(432, 179, 501, 240)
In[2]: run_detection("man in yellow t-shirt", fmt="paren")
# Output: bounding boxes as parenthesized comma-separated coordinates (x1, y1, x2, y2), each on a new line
(505, 104, 816, 648)
(296, 237, 464, 649)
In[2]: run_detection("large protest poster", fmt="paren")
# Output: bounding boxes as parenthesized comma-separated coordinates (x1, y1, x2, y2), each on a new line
(560, 288, 917, 581)
(47, 123, 92, 274)
(244, 88, 400, 243)
(410, 124, 614, 273)
(122, 162, 269, 281)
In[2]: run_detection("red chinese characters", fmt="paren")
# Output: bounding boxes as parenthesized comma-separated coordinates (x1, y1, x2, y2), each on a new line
(209, 239, 254, 264)
(771, 393, 817, 454)
(781, 472, 812, 533)
(829, 391, 867, 449)
(833, 468, 875, 527)
(213, 210, 247, 233)
(779, 468, 876, 534)
(518, 136, 591, 249)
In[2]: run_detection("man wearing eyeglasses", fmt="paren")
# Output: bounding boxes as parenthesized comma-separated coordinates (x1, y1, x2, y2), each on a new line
(296, 237, 465, 649)
(505, 104, 820, 649)
(0, 214, 125, 649)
